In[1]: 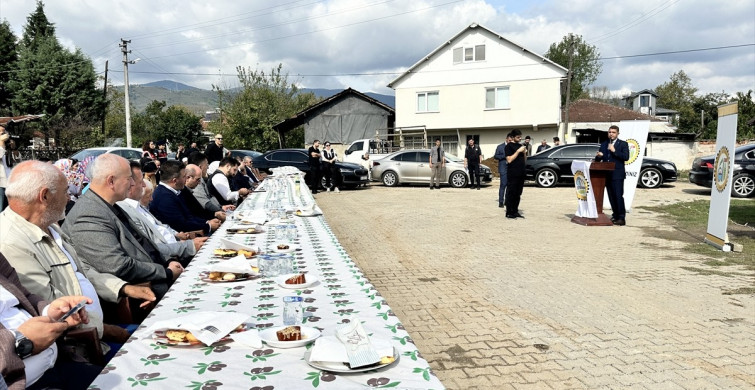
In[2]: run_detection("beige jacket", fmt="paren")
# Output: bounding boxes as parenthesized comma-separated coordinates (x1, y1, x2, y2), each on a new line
(0, 208, 128, 336)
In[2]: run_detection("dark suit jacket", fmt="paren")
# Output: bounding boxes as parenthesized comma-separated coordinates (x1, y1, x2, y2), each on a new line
(62, 190, 168, 284)
(178, 188, 215, 221)
(596, 139, 630, 179)
(0, 252, 48, 389)
(204, 142, 223, 164)
(150, 184, 210, 234)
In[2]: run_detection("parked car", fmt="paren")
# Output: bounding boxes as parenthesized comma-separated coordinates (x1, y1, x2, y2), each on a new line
(371, 149, 493, 188)
(251, 149, 369, 188)
(69, 147, 143, 162)
(525, 143, 677, 188)
(230, 149, 262, 160)
(689, 143, 755, 198)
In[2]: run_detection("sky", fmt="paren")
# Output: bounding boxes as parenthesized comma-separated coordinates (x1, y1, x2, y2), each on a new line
(0, 0, 753, 98)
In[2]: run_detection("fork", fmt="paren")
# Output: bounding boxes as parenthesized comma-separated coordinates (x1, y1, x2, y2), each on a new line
(202, 325, 221, 335)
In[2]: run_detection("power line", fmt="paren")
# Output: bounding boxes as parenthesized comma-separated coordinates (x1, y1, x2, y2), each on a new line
(587, 0, 683, 44)
(106, 43, 755, 78)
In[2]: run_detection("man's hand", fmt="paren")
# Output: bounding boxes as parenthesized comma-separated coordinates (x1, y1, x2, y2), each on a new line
(608, 143, 615, 153)
(17, 316, 69, 354)
(208, 218, 221, 231)
(518, 146, 526, 154)
(47, 296, 92, 327)
(214, 211, 226, 222)
(193, 236, 208, 251)
(121, 283, 157, 308)
(167, 261, 183, 281)
(239, 188, 250, 196)
(222, 204, 236, 212)
(596, 151, 604, 158)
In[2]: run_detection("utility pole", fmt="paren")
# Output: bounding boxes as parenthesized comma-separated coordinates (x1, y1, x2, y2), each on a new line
(120, 39, 133, 148)
(101, 60, 108, 135)
(563, 33, 575, 143)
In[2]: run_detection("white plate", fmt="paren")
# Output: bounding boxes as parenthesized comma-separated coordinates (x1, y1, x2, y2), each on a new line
(275, 273, 318, 289)
(294, 209, 319, 217)
(259, 326, 321, 348)
(304, 347, 399, 373)
(272, 243, 297, 254)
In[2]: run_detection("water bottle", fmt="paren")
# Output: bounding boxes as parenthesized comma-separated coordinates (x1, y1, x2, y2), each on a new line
(283, 296, 303, 325)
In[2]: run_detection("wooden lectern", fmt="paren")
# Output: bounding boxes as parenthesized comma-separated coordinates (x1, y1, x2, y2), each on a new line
(571, 162, 615, 226)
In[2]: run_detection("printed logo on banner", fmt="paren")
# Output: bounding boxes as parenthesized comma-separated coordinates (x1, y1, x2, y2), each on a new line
(574, 170, 589, 201)
(714, 146, 731, 192)
(625, 139, 641, 165)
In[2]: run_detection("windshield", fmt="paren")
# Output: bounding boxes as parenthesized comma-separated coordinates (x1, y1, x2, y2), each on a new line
(70, 149, 106, 161)
(445, 153, 463, 163)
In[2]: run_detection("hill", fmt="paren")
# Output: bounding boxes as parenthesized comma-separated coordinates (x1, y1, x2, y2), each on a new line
(113, 81, 395, 114)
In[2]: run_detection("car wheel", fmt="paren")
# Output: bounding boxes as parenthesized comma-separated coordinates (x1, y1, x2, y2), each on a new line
(639, 168, 662, 188)
(449, 171, 467, 188)
(732, 173, 755, 198)
(382, 171, 398, 187)
(535, 168, 557, 188)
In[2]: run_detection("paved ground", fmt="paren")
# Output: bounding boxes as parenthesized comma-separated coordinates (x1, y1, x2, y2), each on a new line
(315, 180, 755, 390)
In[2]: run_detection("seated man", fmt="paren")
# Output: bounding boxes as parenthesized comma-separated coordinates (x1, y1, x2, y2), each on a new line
(150, 160, 221, 236)
(0, 251, 99, 389)
(208, 157, 249, 206)
(117, 162, 206, 265)
(0, 161, 156, 349)
(187, 152, 235, 214)
(63, 154, 183, 301)
(182, 164, 227, 222)
(139, 179, 196, 240)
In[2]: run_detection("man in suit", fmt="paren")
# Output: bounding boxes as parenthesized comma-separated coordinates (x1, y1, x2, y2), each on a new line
(0, 251, 98, 389)
(117, 162, 206, 265)
(63, 154, 183, 301)
(150, 160, 221, 235)
(186, 153, 235, 214)
(536, 139, 550, 154)
(0, 161, 156, 347)
(464, 138, 483, 190)
(183, 164, 228, 222)
(595, 125, 630, 226)
(493, 134, 513, 208)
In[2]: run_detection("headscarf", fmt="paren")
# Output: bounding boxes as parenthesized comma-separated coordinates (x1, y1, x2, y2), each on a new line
(54, 158, 87, 199)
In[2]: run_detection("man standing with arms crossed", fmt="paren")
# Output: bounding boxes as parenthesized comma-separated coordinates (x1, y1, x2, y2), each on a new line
(429, 139, 444, 190)
(595, 125, 629, 226)
(505, 130, 527, 219)
(464, 138, 482, 190)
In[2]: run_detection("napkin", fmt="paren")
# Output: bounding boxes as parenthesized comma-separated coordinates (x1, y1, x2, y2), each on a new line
(145, 311, 250, 346)
(219, 238, 259, 252)
(206, 255, 257, 274)
(241, 209, 267, 225)
(231, 329, 263, 348)
(308, 336, 394, 365)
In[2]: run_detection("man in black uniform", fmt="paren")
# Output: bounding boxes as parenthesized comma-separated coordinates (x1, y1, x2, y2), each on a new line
(464, 138, 483, 190)
(505, 130, 527, 219)
(308, 140, 322, 194)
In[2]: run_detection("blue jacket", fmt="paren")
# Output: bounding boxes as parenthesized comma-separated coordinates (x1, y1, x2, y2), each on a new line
(150, 184, 210, 234)
(596, 139, 630, 179)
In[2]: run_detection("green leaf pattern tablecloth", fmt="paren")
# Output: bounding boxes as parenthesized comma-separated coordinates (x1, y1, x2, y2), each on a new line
(90, 176, 444, 390)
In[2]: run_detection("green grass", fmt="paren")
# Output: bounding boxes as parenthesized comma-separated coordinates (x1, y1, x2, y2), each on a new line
(641, 199, 755, 290)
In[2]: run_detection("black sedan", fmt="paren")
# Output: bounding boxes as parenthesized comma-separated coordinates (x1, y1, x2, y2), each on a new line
(252, 148, 370, 188)
(689, 143, 755, 198)
(525, 143, 677, 188)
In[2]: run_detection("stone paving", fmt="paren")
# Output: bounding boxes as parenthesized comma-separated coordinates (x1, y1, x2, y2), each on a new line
(315, 180, 754, 390)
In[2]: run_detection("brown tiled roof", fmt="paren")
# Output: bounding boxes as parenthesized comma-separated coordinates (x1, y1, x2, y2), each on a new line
(563, 99, 662, 123)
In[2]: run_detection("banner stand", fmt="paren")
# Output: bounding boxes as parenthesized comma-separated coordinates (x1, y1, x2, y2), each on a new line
(704, 103, 738, 252)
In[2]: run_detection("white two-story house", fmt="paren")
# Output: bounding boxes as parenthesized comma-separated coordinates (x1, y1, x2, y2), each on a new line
(387, 23, 568, 158)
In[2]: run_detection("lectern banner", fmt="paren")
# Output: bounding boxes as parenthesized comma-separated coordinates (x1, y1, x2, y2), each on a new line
(618, 120, 650, 212)
(705, 103, 738, 249)
(572, 160, 598, 218)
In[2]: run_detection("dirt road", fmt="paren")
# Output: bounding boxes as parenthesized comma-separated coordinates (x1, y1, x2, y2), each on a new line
(316, 180, 754, 389)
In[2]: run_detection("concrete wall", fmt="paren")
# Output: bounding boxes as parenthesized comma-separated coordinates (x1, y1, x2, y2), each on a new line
(645, 141, 697, 170)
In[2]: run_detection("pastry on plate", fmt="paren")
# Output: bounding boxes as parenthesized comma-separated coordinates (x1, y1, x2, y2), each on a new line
(214, 248, 237, 257)
(165, 329, 199, 343)
(276, 326, 302, 341)
(285, 273, 306, 284)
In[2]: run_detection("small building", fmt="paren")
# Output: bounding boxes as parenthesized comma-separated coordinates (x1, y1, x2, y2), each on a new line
(622, 89, 679, 124)
(273, 88, 394, 148)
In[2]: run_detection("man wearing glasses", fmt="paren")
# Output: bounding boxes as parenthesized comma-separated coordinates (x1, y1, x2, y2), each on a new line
(205, 134, 224, 164)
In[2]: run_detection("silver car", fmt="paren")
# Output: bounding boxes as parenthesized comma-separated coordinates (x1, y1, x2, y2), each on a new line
(371, 149, 493, 188)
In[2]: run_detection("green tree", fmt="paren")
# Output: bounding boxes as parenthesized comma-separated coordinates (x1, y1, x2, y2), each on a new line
(655, 70, 698, 132)
(733, 90, 755, 141)
(103, 86, 128, 142)
(9, 1, 105, 147)
(130, 100, 203, 148)
(545, 34, 602, 104)
(219, 64, 317, 151)
(0, 21, 19, 115)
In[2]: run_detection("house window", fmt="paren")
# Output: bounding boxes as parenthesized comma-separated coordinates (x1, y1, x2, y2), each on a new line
(453, 44, 486, 64)
(485, 86, 510, 109)
(417, 92, 439, 112)
(640, 95, 650, 107)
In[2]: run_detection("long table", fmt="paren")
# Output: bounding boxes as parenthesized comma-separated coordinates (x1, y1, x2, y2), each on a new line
(90, 174, 444, 389)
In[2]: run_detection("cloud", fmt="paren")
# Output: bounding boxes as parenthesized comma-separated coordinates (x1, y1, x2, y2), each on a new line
(0, 0, 751, 96)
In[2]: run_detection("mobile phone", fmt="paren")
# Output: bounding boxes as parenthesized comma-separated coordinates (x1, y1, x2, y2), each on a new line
(57, 299, 88, 322)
